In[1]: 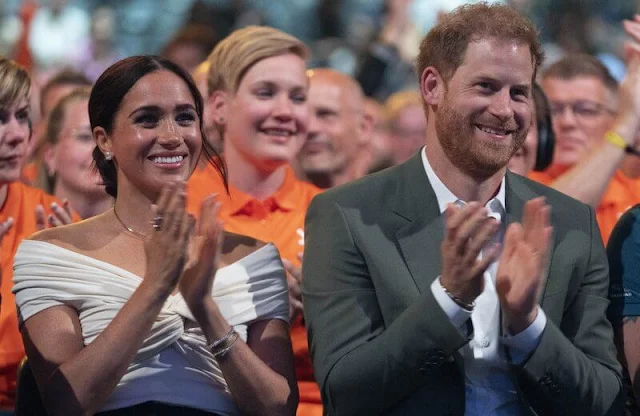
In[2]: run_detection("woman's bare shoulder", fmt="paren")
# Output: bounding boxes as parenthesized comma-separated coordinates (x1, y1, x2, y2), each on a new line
(28, 215, 113, 252)
(221, 232, 267, 265)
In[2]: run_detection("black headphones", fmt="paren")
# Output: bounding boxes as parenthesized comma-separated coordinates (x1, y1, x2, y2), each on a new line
(533, 82, 555, 171)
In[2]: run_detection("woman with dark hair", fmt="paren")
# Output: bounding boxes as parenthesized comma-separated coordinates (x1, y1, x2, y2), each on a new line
(12, 56, 298, 415)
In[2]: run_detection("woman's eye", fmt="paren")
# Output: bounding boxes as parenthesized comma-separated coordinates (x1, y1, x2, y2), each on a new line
(16, 110, 30, 123)
(292, 94, 307, 104)
(176, 112, 196, 125)
(256, 89, 273, 98)
(135, 114, 158, 127)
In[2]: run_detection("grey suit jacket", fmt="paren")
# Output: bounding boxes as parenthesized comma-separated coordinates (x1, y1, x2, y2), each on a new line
(302, 152, 624, 416)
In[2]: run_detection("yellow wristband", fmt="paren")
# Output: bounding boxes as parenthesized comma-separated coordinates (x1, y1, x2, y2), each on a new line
(604, 131, 627, 150)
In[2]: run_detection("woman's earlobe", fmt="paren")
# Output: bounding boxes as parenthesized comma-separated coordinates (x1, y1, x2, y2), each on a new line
(94, 127, 112, 156)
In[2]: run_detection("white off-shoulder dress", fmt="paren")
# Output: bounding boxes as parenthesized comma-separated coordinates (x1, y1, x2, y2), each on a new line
(13, 240, 289, 415)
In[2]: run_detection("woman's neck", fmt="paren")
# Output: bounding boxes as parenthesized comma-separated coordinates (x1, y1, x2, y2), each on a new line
(224, 141, 287, 201)
(112, 181, 156, 237)
(54, 182, 114, 219)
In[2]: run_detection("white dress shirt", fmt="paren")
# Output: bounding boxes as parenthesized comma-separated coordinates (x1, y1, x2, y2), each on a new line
(422, 148, 547, 415)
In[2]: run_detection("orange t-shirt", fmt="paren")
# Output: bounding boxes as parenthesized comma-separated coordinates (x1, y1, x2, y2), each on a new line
(528, 169, 640, 244)
(187, 163, 324, 416)
(20, 162, 38, 186)
(0, 182, 80, 409)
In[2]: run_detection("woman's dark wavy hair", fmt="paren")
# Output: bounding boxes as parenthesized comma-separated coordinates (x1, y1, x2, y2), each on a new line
(89, 55, 227, 198)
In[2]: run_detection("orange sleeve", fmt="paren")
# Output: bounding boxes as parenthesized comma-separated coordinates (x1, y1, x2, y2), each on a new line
(527, 170, 554, 186)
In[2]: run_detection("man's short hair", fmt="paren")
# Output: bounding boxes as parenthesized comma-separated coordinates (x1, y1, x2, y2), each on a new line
(40, 69, 91, 116)
(416, 2, 543, 84)
(542, 54, 618, 93)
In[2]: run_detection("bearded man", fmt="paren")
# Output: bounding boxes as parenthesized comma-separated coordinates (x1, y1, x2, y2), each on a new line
(301, 3, 623, 416)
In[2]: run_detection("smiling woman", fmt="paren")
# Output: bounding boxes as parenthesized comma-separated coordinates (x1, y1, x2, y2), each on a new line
(185, 28, 324, 415)
(38, 88, 114, 219)
(12, 56, 298, 416)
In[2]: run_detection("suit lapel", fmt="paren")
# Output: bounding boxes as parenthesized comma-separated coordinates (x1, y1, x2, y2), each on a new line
(393, 152, 444, 293)
(505, 172, 526, 228)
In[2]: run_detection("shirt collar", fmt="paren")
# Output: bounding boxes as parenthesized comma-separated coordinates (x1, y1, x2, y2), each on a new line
(421, 146, 506, 214)
(226, 166, 299, 215)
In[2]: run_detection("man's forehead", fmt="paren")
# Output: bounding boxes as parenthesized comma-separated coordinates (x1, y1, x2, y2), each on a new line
(309, 81, 342, 104)
(310, 79, 363, 114)
(456, 38, 535, 74)
(542, 76, 612, 100)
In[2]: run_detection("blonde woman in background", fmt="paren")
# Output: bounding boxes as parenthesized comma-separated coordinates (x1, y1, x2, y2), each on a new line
(38, 87, 113, 218)
(186, 26, 323, 416)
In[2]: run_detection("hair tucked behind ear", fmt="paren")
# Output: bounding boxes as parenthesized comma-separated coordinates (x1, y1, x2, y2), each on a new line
(92, 146, 118, 198)
(89, 55, 227, 198)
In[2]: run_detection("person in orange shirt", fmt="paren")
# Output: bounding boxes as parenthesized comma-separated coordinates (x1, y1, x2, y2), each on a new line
(528, 52, 640, 244)
(0, 57, 78, 411)
(186, 27, 323, 416)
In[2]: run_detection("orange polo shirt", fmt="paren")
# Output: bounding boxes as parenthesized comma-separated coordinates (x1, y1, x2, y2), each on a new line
(528, 169, 640, 244)
(187, 163, 324, 416)
(20, 162, 38, 186)
(0, 182, 80, 409)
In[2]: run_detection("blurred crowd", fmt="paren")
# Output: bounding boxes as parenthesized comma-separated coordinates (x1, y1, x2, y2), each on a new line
(0, 0, 637, 98)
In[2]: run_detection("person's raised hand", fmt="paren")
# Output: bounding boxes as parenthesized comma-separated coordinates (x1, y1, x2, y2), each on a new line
(179, 195, 224, 316)
(380, 0, 412, 46)
(440, 202, 501, 306)
(143, 181, 193, 295)
(35, 199, 74, 230)
(614, 15, 640, 143)
(496, 197, 552, 334)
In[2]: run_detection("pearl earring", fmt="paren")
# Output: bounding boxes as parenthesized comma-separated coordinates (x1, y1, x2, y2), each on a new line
(105, 152, 113, 161)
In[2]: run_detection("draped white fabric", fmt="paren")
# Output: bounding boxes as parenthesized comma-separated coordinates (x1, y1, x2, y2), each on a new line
(13, 240, 289, 395)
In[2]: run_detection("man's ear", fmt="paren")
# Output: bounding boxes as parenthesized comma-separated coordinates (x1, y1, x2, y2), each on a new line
(357, 110, 375, 147)
(421, 66, 445, 106)
(94, 127, 112, 158)
(208, 90, 229, 126)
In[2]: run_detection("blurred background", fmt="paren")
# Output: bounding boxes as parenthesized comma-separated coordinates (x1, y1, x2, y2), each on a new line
(0, 0, 636, 119)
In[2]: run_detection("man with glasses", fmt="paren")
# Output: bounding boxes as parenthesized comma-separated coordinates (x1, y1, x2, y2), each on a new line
(529, 53, 640, 243)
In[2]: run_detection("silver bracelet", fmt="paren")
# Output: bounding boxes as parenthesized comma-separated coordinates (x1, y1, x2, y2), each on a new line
(208, 327, 235, 350)
(212, 331, 239, 359)
(440, 280, 475, 311)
